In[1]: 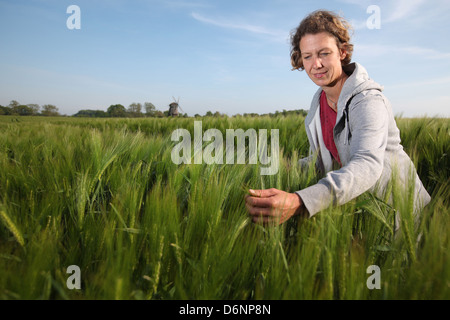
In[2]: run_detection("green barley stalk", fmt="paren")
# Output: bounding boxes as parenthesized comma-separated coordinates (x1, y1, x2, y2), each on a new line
(152, 235, 165, 297)
(278, 240, 291, 284)
(171, 234, 183, 275)
(338, 248, 347, 299)
(0, 207, 25, 247)
(323, 247, 333, 299)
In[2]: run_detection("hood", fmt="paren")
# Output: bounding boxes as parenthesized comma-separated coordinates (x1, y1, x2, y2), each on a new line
(337, 63, 385, 147)
(339, 62, 384, 108)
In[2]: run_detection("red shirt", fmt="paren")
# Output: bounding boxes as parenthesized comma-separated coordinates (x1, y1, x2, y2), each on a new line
(320, 91, 341, 165)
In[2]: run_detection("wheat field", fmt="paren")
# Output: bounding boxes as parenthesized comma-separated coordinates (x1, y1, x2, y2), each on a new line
(0, 115, 448, 300)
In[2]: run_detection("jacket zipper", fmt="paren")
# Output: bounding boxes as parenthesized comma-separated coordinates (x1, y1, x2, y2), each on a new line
(343, 95, 354, 145)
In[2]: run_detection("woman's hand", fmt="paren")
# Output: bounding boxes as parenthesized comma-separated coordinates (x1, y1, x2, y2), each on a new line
(245, 188, 307, 225)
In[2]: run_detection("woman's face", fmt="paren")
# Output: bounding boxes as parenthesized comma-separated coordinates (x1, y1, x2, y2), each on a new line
(299, 32, 347, 88)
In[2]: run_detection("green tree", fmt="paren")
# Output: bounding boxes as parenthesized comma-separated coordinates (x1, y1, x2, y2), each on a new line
(128, 103, 143, 117)
(13, 105, 34, 116)
(8, 100, 20, 109)
(144, 102, 156, 117)
(27, 104, 40, 115)
(154, 110, 164, 118)
(107, 104, 127, 117)
(74, 110, 108, 117)
(94, 110, 108, 118)
(41, 104, 59, 116)
(0, 106, 12, 115)
(298, 109, 308, 117)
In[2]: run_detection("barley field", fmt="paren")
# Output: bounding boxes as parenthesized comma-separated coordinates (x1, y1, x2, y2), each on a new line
(0, 115, 448, 300)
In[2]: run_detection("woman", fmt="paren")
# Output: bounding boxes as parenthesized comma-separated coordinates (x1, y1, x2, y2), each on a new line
(245, 10, 431, 225)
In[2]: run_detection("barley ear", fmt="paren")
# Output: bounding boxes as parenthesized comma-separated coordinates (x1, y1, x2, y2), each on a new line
(0, 207, 25, 247)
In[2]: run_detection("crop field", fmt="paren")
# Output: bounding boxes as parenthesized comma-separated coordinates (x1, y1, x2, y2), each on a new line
(0, 115, 448, 300)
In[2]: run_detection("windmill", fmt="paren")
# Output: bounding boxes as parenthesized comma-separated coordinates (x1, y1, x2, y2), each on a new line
(168, 96, 184, 117)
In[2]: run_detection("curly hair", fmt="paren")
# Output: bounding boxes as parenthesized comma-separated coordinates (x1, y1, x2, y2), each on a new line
(290, 10, 354, 71)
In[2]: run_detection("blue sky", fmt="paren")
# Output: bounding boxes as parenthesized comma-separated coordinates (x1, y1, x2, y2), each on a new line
(1, 0, 449, 117)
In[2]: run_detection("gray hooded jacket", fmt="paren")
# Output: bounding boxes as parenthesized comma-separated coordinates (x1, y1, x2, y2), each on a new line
(295, 62, 431, 217)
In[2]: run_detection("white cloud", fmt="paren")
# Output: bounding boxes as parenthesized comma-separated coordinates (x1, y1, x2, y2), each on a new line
(163, 0, 211, 9)
(397, 46, 450, 60)
(356, 44, 450, 60)
(344, 0, 430, 30)
(191, 12, 286, 41)
(388, 76, 450, 89)
(384, 0, 426, 23)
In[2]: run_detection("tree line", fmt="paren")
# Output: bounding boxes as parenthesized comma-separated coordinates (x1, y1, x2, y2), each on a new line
(95, 102, 189, 118)
(0, 101, 187, 118)
(0, 100, 59, 116)
(0, 100, 307, 118)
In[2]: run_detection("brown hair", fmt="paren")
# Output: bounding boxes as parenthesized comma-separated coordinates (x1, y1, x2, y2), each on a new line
(290, 10, 354, 71)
